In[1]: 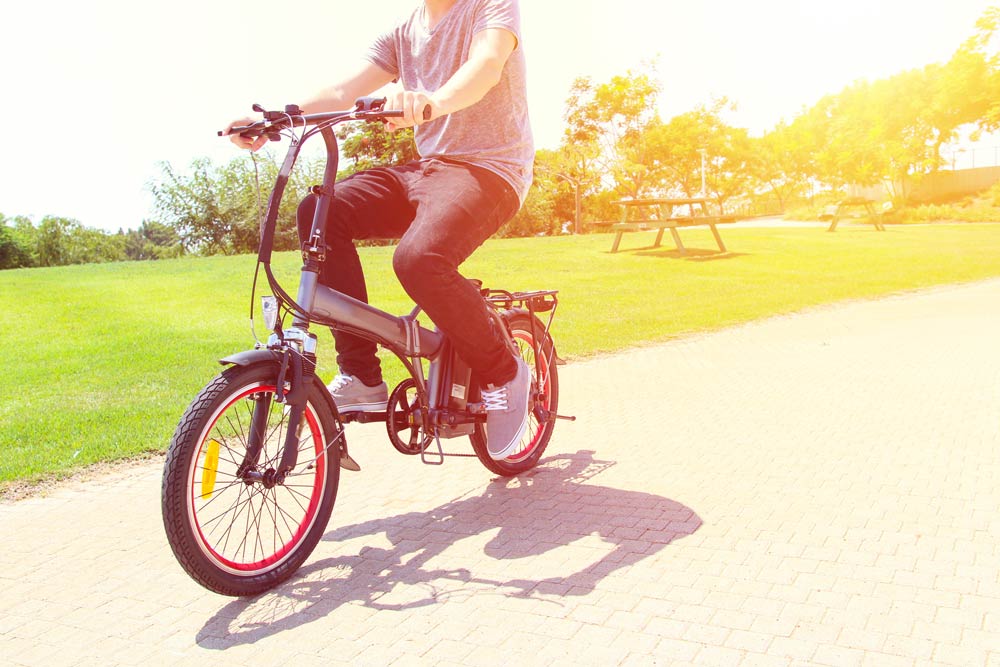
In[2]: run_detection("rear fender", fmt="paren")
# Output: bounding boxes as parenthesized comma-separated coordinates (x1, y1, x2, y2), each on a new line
(500, 308, 563, 365)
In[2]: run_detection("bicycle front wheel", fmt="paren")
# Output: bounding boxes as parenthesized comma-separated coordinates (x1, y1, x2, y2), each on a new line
(161, 362, 341, 596)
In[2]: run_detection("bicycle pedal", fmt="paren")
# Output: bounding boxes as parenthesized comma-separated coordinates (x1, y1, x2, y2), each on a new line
(340, 410, 388, 424)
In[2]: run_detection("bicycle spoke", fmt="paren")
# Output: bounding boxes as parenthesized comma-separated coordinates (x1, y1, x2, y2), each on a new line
(261, 489, 283, 557)
(280, 482, 311, 515)
(213, 484, 253, 555)
(248, 488, 267, 565)
(193, 478, 247, 516)
(271, 492, 310, 532)
(271, 490, 298, 543)
(200, 483, 255, 534)
(234, 488, 257, 565)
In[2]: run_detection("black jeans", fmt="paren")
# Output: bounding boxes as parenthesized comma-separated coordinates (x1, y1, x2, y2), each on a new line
(296, 158, 521, 388)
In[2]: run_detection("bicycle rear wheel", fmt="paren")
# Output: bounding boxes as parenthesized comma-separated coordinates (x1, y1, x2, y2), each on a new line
(470, 312, 559, 476)
(161, 362, 341, 596)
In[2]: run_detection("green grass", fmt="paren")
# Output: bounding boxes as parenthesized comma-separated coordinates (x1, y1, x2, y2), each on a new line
(2, 222, 1000, 487)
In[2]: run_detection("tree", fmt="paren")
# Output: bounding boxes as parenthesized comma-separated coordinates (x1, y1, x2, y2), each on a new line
(150, 157, 257, 255)
(123, 221, 184, 260)
(528, 148, 580, 233)
(777, 8, 1000, 201)
(563, 69, 666, 198)
(703, 122, 753, 215)
(499, 182, 558, 237)
(638, 99, 753, 214)
(0, 215, 32, 269)
(64, 222, 126, 265)
(150, 152, 323, 255)
(962, 6, 1000, 133)
(35, 216, 72, 267)
(791, 70, 938, 198)
(21, 215, 125, 267)
(337, 123, 418, 177)
(747, 123, 814, 212)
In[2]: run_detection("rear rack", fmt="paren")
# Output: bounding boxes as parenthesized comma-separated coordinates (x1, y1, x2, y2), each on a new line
(482, 288, 562, 370)
(484, 289, 558, 313)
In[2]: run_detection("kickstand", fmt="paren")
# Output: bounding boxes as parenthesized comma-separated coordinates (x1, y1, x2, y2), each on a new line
(421, 434, 446, 466)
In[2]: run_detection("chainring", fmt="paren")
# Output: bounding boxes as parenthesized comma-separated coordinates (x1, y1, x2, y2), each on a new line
(386, 378, 432, 455)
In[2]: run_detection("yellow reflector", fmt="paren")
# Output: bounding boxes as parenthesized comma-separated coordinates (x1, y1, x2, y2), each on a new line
(201, 439, 221, 500)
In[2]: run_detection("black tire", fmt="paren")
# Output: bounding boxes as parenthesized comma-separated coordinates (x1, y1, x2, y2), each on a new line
(161, 362, 341, 596)
(470, 312, 560, 476)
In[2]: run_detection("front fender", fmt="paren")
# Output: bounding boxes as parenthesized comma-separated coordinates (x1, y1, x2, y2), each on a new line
(219, 349, 283, 367)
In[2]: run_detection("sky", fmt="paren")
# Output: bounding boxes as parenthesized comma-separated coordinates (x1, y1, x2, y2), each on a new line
(1, 0, 997, 232)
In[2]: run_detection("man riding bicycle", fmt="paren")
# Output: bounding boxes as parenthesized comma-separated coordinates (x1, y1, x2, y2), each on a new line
(226, 0, 534, 461)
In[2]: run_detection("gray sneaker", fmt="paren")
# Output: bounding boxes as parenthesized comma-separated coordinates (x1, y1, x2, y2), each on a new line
(482, 358, 532, 460)
(327, 374, 388, 412)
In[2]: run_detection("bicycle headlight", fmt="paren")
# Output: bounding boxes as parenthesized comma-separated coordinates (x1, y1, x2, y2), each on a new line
(262, 296, 280, 332)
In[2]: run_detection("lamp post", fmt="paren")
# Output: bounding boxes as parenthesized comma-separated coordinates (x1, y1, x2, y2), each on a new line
(950, 147, 967, 171)
(536, 166, 581, 234)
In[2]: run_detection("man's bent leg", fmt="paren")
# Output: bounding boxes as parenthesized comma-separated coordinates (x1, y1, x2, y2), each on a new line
(391, 160, 521, 387)
(296, 166, 417, 388)
(391, 161, 531, 459)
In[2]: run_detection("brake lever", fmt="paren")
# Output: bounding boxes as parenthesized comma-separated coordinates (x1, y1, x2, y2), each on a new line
(221, 101, 298, 139)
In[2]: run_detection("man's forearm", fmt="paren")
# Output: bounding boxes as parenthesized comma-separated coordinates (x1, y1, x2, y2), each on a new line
(300, 61, 396, 114)
(431, 56, 505, 116)
(300, 88, 356, 114)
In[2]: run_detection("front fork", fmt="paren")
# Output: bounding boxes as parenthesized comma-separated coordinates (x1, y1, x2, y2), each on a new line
(238, 329, 318, 486)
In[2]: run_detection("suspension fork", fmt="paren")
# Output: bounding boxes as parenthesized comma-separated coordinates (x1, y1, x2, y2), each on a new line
(236, 392, 272, 478)
(277, 343, 313, 482)
(234, 342, 314, 483)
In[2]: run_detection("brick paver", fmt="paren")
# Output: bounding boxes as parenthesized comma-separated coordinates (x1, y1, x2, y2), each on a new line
(2, 278, 999, 666)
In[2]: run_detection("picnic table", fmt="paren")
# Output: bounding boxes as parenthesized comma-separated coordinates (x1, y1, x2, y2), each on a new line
(603, 197, 738, 255)
(822, 196, 887, 232)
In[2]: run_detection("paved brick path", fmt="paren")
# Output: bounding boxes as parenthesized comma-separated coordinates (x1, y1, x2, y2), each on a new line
(3, 279, 999, 667)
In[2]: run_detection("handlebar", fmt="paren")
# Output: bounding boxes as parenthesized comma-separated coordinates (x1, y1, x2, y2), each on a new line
(220, 97, 432, 139)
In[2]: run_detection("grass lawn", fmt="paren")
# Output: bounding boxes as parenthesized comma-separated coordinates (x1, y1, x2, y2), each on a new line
(2, 222, 1000, 489)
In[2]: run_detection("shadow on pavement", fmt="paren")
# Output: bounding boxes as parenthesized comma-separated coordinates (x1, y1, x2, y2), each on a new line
(196, 450, 701, 648)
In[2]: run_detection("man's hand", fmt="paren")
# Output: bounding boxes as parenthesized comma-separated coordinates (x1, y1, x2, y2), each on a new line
(384, 89, 438, 132)
(223, 117, 268, 152)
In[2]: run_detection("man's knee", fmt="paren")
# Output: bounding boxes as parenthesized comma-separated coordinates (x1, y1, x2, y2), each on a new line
(393, 243, 449, 294)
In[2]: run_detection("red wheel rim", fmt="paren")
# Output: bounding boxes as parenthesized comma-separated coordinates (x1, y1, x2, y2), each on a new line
(187, 383, 327, 574)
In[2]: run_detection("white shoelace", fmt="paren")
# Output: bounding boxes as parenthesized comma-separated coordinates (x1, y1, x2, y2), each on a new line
(328, 374, 354, 392)
(481, 386, 509, 411)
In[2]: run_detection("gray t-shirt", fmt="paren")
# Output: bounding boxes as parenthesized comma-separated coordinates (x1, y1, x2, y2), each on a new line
(367, 0, 534, 204)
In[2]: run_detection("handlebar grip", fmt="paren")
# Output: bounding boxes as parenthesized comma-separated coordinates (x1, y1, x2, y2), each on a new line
(219, 124, 260, 137)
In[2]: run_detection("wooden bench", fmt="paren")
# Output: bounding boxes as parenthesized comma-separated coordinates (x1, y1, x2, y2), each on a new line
(603, 198, 739, 255)
(821, 196, 887, 232)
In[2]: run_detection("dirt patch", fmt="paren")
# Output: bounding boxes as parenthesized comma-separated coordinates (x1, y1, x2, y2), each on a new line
(1, 452, 164, 504)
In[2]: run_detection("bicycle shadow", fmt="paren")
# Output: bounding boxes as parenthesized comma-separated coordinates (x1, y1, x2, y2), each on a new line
(195, 450, 701, 649)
